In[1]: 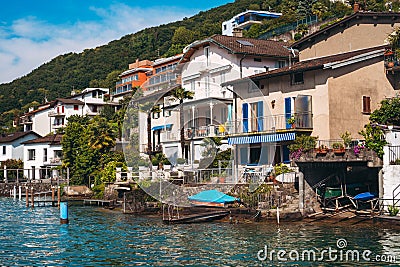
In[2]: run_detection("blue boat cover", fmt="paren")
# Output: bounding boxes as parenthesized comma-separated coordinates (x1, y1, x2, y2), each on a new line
(353, 192, 375, 201)
(188, 190, 239, 204)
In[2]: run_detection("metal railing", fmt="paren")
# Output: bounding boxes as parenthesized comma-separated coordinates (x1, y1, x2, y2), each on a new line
(184, 124, 231, 139)
(258, 15, 318, 40)
(231, 112, 313, 134)
(388, 145, 400, 165)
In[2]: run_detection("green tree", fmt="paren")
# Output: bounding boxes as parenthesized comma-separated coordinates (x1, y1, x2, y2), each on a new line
(359, 124, 387, 158)
(62, 115, 90, 169)
(249, 3, 261, 10)
(369, 97, 400, 126)
(358, 97, 400, 158)
(244, 24, 264, 38)
(171, 87, 194, 157)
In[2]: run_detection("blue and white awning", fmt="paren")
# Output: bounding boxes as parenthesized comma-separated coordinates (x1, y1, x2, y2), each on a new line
(228, 132, 295, 145)
(152, 124, 172, 131)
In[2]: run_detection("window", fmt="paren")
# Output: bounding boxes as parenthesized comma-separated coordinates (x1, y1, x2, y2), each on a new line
(43, 148, 47, 162)
(205, 75, 210, 97)
(250, 102, 263, 132)
(291, 72, 304, 85)
(220, 72, 226, 84)
(190, 80, 195, 91)
(28, 149, 36, 161)
(363, 96, 371, 114)
(223, 24, 227, 30)
(254, 58, 262, 62)
(2, 146, 5, 155)
(74, 105, 79, 111)
(204, 46, 210, 66)
(278, 60, 286, 68)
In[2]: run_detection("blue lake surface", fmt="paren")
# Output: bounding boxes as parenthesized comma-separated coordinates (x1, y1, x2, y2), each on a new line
(1, 197, 400, 266)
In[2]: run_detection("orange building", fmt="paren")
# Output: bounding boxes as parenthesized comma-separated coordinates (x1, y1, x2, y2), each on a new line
(143, 54, 182, 94)
(112, 59, 153, 98)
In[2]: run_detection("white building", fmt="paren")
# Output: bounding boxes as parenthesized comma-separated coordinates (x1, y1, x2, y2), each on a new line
(142, 35, 294, 165)
(20, 103, 53, 136)
(22, 134, 63, 180)
(222, 10, 281, 36)
(20, 88, 110, 135)
(0, 131, 41, 163)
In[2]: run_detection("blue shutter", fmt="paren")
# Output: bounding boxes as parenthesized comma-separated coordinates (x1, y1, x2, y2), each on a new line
(283, 145, 290, 164)
(285, 97, 292, 129)
(257, 101, 263, 131)
(242, 103, 248, 133)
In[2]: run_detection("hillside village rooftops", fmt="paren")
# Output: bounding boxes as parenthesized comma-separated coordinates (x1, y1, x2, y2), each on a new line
(223, 45, 387, 85)
(0, 131, 41, 144)
(180, 34, 293, 64)
(52, 98, 84, 106)
(291, 11, 400, 50)
(22, 134, 62, 145)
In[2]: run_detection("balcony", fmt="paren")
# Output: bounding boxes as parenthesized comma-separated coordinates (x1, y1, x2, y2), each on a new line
(230, 112, 313, 135)
(43, 157, 63, 166)
(294, 139, 382, 167)
(140, 144, 163, 155)
(48, 110, 66, 117)
(185, 124, 231, 139)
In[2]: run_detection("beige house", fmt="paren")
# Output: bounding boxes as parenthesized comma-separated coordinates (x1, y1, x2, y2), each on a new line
(225, 11, 400, 166)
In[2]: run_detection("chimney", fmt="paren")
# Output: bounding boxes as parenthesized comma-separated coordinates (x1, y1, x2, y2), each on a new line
(232, 28, 243, 38)
(354, 3, 359, 12)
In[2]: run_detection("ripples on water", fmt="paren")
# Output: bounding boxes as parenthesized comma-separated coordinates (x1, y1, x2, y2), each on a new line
(1, 198, 400, 266)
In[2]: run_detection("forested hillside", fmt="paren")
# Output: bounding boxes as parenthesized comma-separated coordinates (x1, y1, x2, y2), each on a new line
(0, 0, 392, 131)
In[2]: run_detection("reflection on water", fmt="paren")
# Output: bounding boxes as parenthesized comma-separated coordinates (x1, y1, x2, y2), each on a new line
(1, 198, 400, 266)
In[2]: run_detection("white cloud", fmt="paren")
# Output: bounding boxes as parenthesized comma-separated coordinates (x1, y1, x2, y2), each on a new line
(0, 4, 193, 84)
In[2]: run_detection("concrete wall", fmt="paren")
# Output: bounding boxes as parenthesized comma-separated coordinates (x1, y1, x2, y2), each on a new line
(328, 60, 396, 139)
(299, 23, 400, 61)
(382, 165, 400, 209)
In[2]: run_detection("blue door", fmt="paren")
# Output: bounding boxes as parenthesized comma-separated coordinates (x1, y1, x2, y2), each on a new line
(285, 97, 292, 129)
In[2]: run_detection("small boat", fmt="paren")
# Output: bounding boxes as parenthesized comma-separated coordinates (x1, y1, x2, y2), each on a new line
(163, 210, 230, 224)
(188, 189, 239, 207)
(353, 192, 376, 201)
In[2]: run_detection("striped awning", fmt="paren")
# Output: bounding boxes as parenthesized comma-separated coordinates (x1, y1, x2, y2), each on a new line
(228, 132, 295, 145)
(152, 124, 172, 131)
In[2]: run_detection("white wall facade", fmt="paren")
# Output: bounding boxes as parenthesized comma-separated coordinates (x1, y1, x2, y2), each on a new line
(23, 143, 62, 179)
(0, 133, 40, 162)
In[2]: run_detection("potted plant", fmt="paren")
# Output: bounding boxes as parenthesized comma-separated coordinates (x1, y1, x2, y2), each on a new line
(332, 142, 345, 154)
(340, 131, 352, 148)
(316, 144, 328, 155)
(288, 135, 317, 160)
(287, 116, 296, 128)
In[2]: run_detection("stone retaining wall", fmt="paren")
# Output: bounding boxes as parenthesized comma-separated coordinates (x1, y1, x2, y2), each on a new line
(0, 183, 53, 197)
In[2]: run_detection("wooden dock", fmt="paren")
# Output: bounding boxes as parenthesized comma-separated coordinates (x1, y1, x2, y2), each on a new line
(83, 199, 117, 207)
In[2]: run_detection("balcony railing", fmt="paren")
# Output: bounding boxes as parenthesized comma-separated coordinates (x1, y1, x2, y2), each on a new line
(185, 125, 231, 139)
(48, 111, 66, 117)
(231, 112, 313, 134)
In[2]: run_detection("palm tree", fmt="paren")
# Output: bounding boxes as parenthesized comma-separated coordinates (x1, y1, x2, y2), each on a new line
(140, 101, 162, 161)
(171, 87, 194, 158)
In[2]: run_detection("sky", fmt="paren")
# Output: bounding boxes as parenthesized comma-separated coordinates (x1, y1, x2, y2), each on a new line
(0, 0, 232, 84)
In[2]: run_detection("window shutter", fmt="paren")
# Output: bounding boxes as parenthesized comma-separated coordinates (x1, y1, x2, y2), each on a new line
(242, 103, 248, 133)
(257, 101, 263, 131)
(363, 96, 371, 114)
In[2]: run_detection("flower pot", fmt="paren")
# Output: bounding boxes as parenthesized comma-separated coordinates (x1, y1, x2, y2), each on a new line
(333, 148, 345, 155)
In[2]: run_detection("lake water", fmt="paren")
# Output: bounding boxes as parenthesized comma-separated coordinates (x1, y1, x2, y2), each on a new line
(1, 197, 400, 266)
